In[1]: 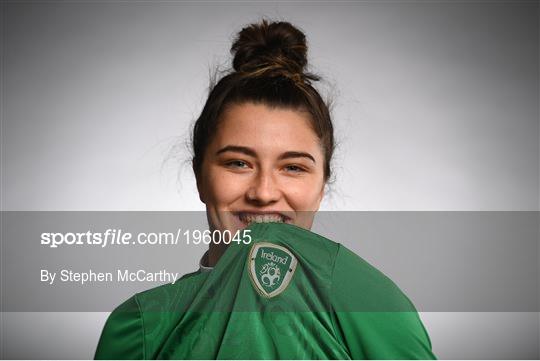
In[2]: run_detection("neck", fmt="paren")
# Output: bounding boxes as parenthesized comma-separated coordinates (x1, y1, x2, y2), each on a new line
(207, 243, 229, 267)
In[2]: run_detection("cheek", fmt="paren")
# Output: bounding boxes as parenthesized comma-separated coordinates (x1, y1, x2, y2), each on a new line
(202, 167, 247, 204)
(281, 177, 324, 208)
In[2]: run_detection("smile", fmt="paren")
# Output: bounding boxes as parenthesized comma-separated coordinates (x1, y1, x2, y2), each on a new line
(236, 212, 291, 226)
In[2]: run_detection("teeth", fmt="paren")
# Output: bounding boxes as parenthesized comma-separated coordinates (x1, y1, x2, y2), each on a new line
(239, 213, 285, 225)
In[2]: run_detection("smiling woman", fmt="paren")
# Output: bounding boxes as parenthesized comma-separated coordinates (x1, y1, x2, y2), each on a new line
(95, 18, 436, 360)
(197, 102, 327, 265)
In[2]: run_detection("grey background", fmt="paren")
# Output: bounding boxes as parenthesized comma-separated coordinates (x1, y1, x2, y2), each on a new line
(1, 0, 539, 359)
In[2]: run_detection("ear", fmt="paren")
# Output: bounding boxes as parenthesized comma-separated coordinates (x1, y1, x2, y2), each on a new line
(197, 180, 206, 204)
(194, 168, 206, 204)
(315, 183, 325, 209)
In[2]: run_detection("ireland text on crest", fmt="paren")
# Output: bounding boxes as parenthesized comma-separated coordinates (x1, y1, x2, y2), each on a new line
(248, 242, 298, 298)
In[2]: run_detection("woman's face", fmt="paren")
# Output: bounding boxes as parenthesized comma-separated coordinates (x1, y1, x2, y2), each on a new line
(196, 101, 326, 236)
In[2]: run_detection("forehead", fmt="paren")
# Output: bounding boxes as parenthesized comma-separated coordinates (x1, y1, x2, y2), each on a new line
(213, 102, 322, 155)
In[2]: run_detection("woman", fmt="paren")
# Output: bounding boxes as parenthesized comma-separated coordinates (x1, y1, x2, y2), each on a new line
(95, 19, 436, 360)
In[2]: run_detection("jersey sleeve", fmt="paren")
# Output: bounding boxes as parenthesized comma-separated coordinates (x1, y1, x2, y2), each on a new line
(330, 244, 436, 360)
(94, 295, 144, 360)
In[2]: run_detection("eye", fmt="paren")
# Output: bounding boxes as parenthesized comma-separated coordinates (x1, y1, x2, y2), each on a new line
(284, 164, 307, 173)
(225, 160, 249, 169)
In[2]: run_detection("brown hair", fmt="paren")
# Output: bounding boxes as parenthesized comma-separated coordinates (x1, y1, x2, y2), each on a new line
(192, 19, 335, 183)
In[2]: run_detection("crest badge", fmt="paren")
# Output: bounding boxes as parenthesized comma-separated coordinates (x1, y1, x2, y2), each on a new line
(248, 242, 297, 298)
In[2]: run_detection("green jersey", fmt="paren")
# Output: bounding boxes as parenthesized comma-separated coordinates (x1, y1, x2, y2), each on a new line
(95, 222, 436, 359)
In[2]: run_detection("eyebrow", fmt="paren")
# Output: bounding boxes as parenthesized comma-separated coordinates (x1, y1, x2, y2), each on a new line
(216, 145, 316, 163)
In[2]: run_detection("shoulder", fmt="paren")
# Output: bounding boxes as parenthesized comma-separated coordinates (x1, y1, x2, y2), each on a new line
(94, 270, 205, 360)
(94, 295, 144, 359)
(330, 244, 436, 359)
(331, 243, 417, 312)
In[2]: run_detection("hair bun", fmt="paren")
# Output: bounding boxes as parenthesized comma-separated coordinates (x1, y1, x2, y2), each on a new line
(231, 19, 308, 75)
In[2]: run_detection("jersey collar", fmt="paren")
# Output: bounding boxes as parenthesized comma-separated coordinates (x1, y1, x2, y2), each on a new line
(199, 250, 214, 273)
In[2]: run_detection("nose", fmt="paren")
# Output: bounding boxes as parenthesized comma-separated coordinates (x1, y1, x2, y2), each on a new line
(246, 170, 281, 205)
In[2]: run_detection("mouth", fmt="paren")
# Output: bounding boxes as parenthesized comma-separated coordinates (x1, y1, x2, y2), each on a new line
(234, 212, 292, 227)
